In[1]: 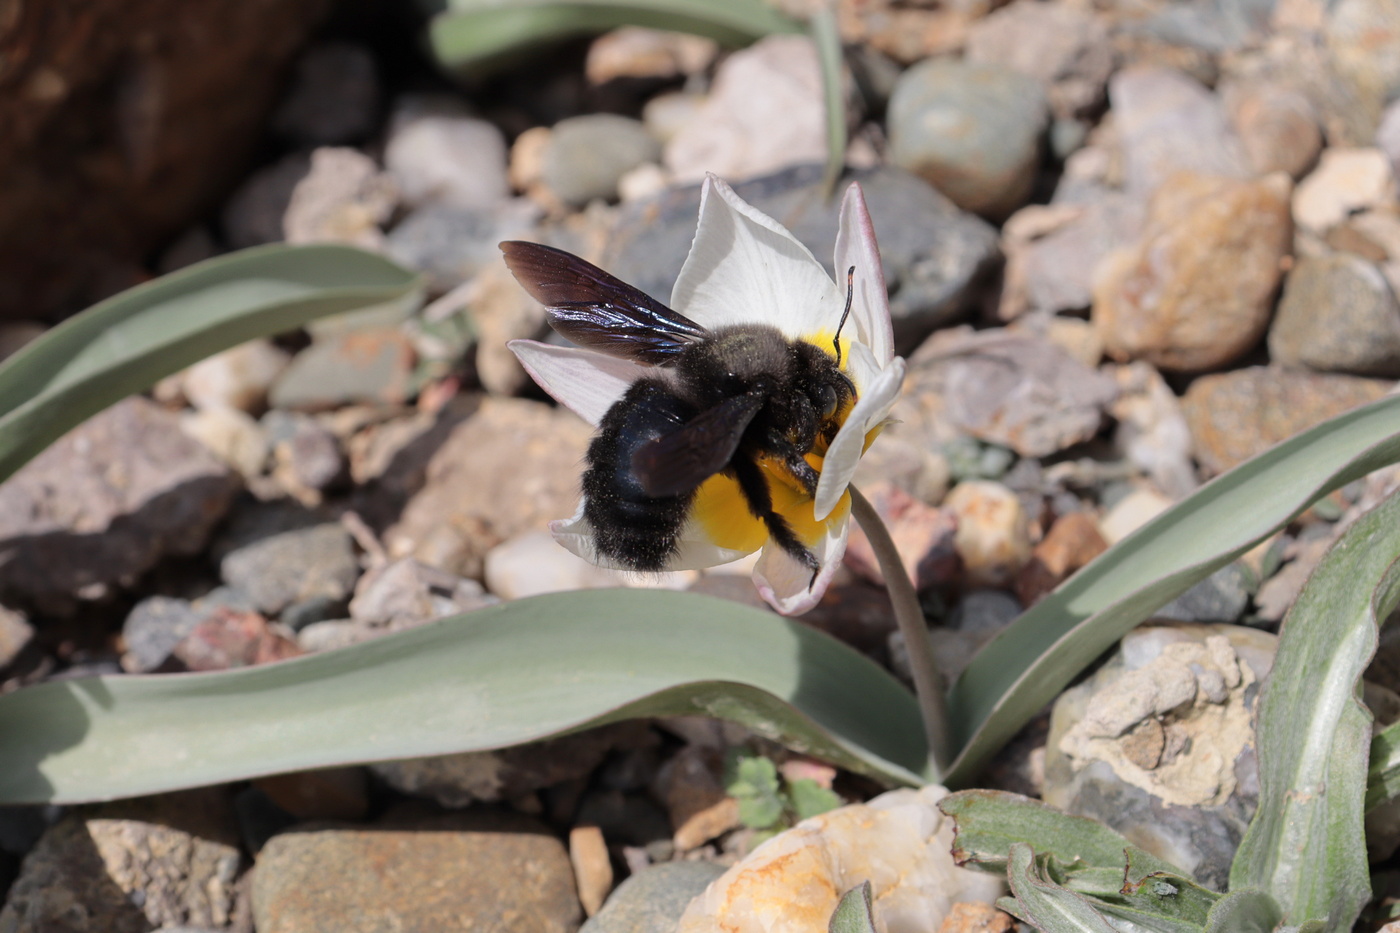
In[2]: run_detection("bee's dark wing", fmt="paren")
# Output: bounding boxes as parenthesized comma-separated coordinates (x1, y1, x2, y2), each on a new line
(631, 393, 765, 497)
(501, 240, 709, 365)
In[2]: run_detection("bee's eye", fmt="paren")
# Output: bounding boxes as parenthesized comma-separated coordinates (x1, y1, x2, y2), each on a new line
(814, 383, 839, 418)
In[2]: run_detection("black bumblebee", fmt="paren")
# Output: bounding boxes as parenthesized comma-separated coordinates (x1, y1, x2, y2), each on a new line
(501, 240, 859, 579)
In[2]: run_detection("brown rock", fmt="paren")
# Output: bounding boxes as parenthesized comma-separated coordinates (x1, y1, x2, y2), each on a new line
(0, 0, 332, 321)
(945, 481, 1033, 588)
(964, 0, 1112, 118)
(254, 768, 370, 822)
(1182, 366, 1391, 473)
(657, 744, 737, 851)
(1093, 171, 1293, 372)
(0, 397, 239, 613)
(1222, 81, 1323, 179)
(252, 806, 580, 933)
(938, 901, 1016, 933)
(1015, 511, 1108, 606)
(384, 398, 592, 578)
(569, 825, 613, 917)
(171, 608, 301, 671)
(0, 789, 243, 933)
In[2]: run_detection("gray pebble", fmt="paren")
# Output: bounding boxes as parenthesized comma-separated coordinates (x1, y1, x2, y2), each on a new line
(543, 114, 661, 206)
(582, 861, 728, 933)
(1269, 252, 1400, 377)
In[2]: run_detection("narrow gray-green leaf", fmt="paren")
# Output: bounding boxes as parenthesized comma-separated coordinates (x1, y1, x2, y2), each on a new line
(1006, 843, 1121, 933)
(429, 0, 801, 75)
(1366, 719, 1400, 812)
(1228, 491, 1400, 930)
(0, 590, 924, 803)
(947, 394, 1400, 785)
(941, 790, 1184, 877)
(1203, 890, 1283, 933)
(810, 3, 847, 201)
(0, 243, 420, 485)
(829, 881, 877, 933)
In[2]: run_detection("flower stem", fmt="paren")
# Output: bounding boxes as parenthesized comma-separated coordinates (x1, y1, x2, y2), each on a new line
(848, 485, 950, 780)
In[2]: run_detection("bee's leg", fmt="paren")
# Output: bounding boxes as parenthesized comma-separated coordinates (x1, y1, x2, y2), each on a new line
(728, 455, 820, 587)
(783, 453, 820, 498)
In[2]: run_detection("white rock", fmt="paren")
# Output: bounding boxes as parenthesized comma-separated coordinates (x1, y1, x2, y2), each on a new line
(1292, 147, 1398, 233)
(180, 407, 269, 478)
(1109, 362, 1198, 499)
(585, 27, 718, 84)
(484, 529, 695, 599)
(943, 480, 1032, 588)
(283, 147, 397, 249)
(665, 35, 829, 183)
(385, 97, 509, 209)
(181, 339, 292, 413)
(1100, 487, 1174, 544)
(677, 784, 1004, 933)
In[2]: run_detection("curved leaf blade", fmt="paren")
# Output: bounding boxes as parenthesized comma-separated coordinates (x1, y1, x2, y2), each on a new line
(1228, 490, 1400, 929)
(1366, 720, 1400, 811)
(1005, 843, 1120, 933)
(0, 243, 421, 484)
(0, 590, 925, 803)
(947, 394, 1400, 785)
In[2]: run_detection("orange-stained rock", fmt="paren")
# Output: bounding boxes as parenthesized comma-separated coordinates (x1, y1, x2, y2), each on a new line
(1015, 511, 1108, 606)
(1093, 171, 1292, 372)
(938, 901, 1016, 933)
(944, 481, 1033, 588)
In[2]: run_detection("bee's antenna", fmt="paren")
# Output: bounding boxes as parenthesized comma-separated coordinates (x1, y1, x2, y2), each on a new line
(834, 265, 855, 367)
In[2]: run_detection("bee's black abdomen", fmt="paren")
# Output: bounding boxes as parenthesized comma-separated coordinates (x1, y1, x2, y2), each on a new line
(583, 378, 698, 571)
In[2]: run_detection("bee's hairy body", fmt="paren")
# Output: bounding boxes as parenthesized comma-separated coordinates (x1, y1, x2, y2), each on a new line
(584, 323, 852, 572)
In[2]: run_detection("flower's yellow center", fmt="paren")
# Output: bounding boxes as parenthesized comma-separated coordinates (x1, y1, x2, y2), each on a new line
(691, 332, 871, 554)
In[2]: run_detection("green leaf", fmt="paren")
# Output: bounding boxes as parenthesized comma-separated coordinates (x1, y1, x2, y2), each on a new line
(940, 790, 1184, 877)
(1005, 843, 1121, 933)
(1228, 492, 1400, 930)
(1366, 719, 1400, 812)
(1202, 890, 1283, 933)
(947, 393, 1400, 785)
(0, 243, 421, 485)
(788, 777, 841, 821)
(729, 755, 785, 829)
(810, 3, 847, 201)
(0, 590, 924, 803)
(428, 0, 802, 76)
(828, 881, 877, 933)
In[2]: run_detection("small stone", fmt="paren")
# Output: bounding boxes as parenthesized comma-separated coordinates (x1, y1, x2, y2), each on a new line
(1100, 488, 1175, 545)
(543, 115, 661, 206)
(888, 59, 1049, 220)
(269, 329, 416, 411)
(283, 147, 397, 249)
(121, 595, 203, 672)
(385, 398, 594, 579)
(349, 558, 494, 631)
(963, 0, 1113, 119)
(1182, 366, 1393, 473)
(677, 785, 1004, 933)
(1109, 66, 1249, 198)
(386, 197, 540, 294)
(619, 163, 670, 202)
(643, 92, 707, 146)
(582, 862, 728, 933)
(180, 339, 292, 413)
(1109, 362, 1198, 498)
(842, 483, 959, 591)
(950, 589, 1023, 633)
(944, 481, 1033, 588)
(851, 435, 951, 505)
(585, 28, 718, 84)
(1222, 80, 1323, 178)
(484, 529, 695, 599)
(570, 826, 614, 917)
(216, 505, 360, 616)
(384, 97, 510, 210)
(900, 330, 1118, 458)
(1292, 147, 1398, 233)
(1155, 564, 1250, 624)
(1015, 511, 1108, 606)
(268, 413, 345, 502)
(656, 744, 736, 851)
(0, 397, 239, 613)
(181, 406, 269, 478)
(1093, 171, 1292, 372)
(0, 605, 32, 670)
(666, 35, 831, 184)
(938, 902, 1015, 933)
(253, 806, 580, 933)
(271, 42, 381, 146)
(510, 125, 552, 195)
(1269, 251, 1400, 376)
(221, 152, 311, 249)
(171, 607, 302, 671)
(0, 789, 242, 933)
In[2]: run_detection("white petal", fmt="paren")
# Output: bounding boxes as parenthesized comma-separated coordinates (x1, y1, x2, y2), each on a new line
(753, 510, 850, 615)
(671, 175, 841, 339)
(552, 501, 751, 572)
(813, 355, 906, 520)
(845, 339, 882, 396)
(834, 183, 895, 365)
(509, 339, 651, 427)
